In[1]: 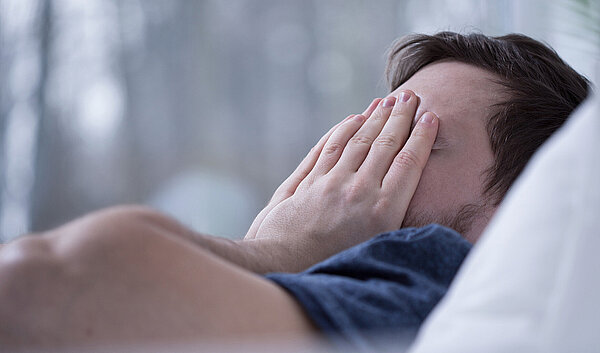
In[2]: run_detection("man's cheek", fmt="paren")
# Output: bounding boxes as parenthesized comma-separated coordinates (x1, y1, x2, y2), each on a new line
(412, 167, 453, 207)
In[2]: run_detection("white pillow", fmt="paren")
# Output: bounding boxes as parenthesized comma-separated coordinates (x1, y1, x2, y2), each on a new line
(409, 87, 600, 353)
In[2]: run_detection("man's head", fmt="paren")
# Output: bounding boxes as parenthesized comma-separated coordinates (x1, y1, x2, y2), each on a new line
(385, 32, 590, 242)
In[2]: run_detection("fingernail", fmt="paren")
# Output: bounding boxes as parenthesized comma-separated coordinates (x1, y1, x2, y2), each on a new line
(382, 97, 396, 107)
(421, 112, 437, 124)
(400, 91, 410, 102)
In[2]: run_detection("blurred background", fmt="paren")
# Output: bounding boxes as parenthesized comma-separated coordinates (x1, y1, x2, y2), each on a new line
(0, 0, 598, 242)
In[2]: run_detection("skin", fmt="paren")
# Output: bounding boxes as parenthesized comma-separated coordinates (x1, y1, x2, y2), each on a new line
(0, 61, 501, 348)
(395, 61, 502, 242)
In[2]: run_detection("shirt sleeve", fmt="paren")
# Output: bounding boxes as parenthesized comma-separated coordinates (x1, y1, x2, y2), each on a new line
(265, 224, 471, 351)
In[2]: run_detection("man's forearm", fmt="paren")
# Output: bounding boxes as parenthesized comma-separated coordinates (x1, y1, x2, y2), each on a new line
(178, 230, 321, 274)
(185, 226, 379, 274)
(136, 206, 295, 273)
(176, 232, 282, 273)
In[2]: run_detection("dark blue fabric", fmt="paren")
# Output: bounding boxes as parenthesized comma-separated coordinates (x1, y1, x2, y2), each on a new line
(265, 224, 471, 351)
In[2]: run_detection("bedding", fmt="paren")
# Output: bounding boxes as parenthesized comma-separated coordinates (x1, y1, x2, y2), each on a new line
(266, 224, 471, 351)
(409, 88, 600, 353)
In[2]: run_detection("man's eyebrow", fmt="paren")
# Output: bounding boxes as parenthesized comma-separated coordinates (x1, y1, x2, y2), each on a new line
(432, 135, 450, 148)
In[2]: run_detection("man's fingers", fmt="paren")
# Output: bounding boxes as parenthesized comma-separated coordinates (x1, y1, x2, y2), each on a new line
(382, 111, 438, 203)
(362, 98, 383, 118)
(309, 114, 366, 176)
(332, 96, 397, 173)
(269, 114, 352, 203)
(245, 115, 351, 239)
(358, 90, 418, 181)
(247, 97, 382, 239)
(272, 97, 381, 199)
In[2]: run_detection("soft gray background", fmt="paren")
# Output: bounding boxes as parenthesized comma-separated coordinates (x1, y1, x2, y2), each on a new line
(1, 0, 598, 241)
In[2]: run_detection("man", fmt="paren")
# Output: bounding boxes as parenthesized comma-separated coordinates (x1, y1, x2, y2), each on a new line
(0, 32, 589, 349)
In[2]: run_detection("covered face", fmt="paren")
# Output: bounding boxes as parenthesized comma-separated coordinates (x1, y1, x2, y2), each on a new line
(390, 61, 504, 242)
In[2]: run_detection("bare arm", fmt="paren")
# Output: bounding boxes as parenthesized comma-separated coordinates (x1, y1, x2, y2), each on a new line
(0, 209, 316, 347)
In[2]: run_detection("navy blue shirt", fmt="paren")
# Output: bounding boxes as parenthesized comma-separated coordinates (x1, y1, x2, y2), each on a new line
(265, 224, 471, 351)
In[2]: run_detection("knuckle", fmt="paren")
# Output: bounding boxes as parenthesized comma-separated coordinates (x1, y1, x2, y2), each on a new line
(374, 134, 400, 148)
(271, 188, 293, 203)
(295, 177, 313, 192)
(394, 149, 422, 169)
(370, 111, 387, 121)
(389, 109, 406, 120)
(322, 177, 340, 193)
(411, 125, 429, 138)
(322, 142, 344, 156)
(349, 135, 374, 146)
(344, 180, 366, 202)
(372, 198, 395, 222)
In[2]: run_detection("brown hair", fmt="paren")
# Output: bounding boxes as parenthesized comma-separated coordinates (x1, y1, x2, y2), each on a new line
(386, 32, 590, 204)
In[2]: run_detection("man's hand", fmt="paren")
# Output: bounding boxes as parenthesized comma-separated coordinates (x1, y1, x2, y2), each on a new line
(245, 91, 439, 271)
(244, 98, 383, 240)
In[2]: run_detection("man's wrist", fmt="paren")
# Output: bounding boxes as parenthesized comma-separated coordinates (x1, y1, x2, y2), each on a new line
(237, 233, 347, 274)
(184, 227, 332, 273)
(183, 232, 300, 273)
(235, 237, 304, 274)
